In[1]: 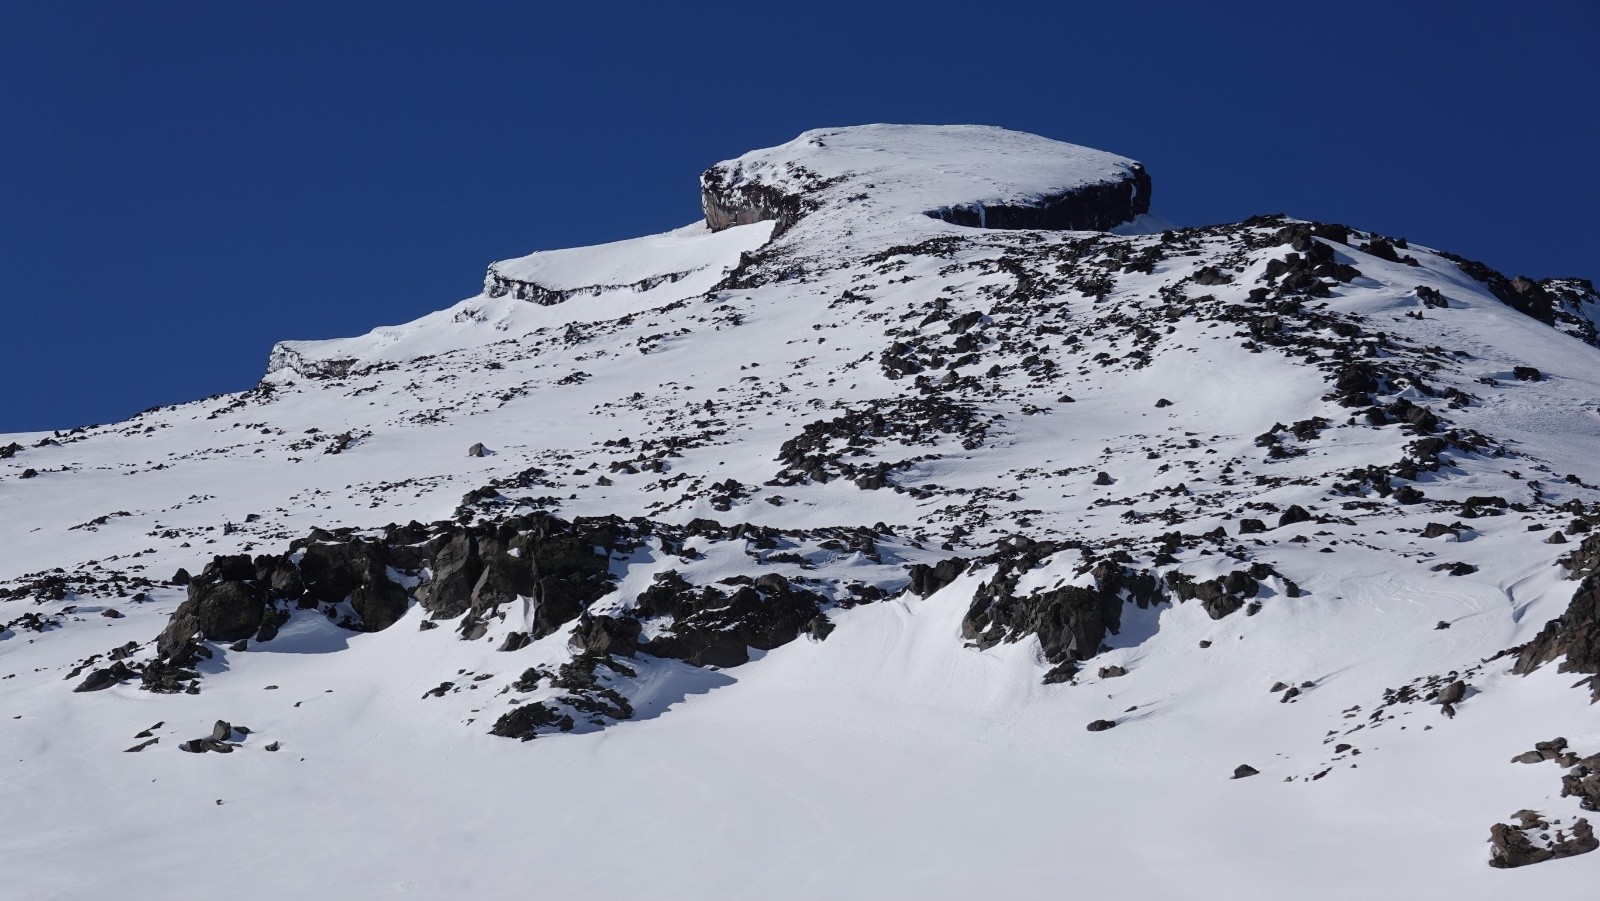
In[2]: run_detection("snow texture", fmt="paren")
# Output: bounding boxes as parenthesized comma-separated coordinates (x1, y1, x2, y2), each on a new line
(2, 125, 1599, 899)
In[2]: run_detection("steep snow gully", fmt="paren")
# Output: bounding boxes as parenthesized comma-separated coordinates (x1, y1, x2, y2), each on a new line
(4, 125, 1600, 899)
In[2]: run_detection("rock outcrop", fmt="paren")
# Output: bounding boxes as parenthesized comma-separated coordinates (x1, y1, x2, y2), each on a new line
(925, 167, 1150, 232)
(962, 540, 1166, 683)
(1514, 533, 1600, 699)
(152, 513, 627, 671)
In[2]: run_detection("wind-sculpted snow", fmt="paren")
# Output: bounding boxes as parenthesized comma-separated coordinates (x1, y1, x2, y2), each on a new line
(4, 126, 1600, 898)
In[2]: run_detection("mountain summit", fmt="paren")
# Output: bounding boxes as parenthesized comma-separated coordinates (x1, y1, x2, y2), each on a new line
(4, 126, 1600, 898)
(698, 123, 1150, 234)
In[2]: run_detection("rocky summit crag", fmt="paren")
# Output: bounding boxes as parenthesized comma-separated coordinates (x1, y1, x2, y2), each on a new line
(4, 125, 1600, 898)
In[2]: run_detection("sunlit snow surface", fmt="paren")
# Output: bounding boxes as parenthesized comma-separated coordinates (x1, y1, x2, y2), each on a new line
(2, 125, 1598, 899)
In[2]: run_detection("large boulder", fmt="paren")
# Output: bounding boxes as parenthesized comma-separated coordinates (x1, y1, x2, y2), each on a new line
(298, 541, 386, 605)
(157, 580, 266, 658)
(965, 583, 1119, 668)
(298, 539, 410, 631)
(569, 614, 642, 657)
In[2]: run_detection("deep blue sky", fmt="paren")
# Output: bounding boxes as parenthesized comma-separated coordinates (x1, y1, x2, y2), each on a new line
(2, 2, 1596, 433)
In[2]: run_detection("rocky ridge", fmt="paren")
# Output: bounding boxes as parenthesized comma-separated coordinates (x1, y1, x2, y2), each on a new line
(5, 126, 1600, 885)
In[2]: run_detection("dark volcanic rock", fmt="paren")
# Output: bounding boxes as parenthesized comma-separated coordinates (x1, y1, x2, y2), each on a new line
(927, 168, 1151, 232)
(416, 531, 481, 618)
(498, 631, 532, 653)
(964, 551, 1166, 681)
(966, 583, 1120, 672)
(1564, 753, 1600, 810)
(1278, 505, 1313, 528)
(1168, 570, 1262, 621)
(157, 578, 266, 658)
(1514, 533, 1600, 699)
(908, 557, 968, 598)
(150, 512, 624, 693)
(298, 541, 378, 604)
(72, 662, 133, 692)
(1489, 817, 1597, 868)
(568, 614, 641, 657)
(350, 577, 409, 632)
(636, 571, 826, 667)
(489, 702, 575, 741)
(1232, 764, 1260, 779)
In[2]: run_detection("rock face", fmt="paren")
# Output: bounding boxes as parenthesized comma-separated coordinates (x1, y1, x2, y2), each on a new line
(153, 514, 625, 667)
(925, 168, 1150, 232)
(701, 167, 813, 235)
(156, 557, 268, 658)
(907, 557, 968, 598)
(961, 541, 1290, 683)
(148, 511, 854, 700)
(1514, 533, 1600, 699)
(634, 570, 827, 667)
(962, 541, 1165, 683)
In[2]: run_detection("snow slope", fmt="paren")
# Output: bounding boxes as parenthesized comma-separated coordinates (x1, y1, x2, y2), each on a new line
(3, 125, 1599, 899)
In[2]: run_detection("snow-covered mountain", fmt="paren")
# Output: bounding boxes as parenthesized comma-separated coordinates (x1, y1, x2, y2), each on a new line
(4, 124, 1599, 899)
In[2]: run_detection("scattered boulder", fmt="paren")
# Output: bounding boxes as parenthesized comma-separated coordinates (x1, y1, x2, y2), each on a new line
(156, 573, 266, 659)
(490, 702, 576, 741)
(1232, 764, 1259, 779)
(1489, 816, 1597, 868)
(1277, 505, 1312, 528)
(72, 662, 133, 692)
